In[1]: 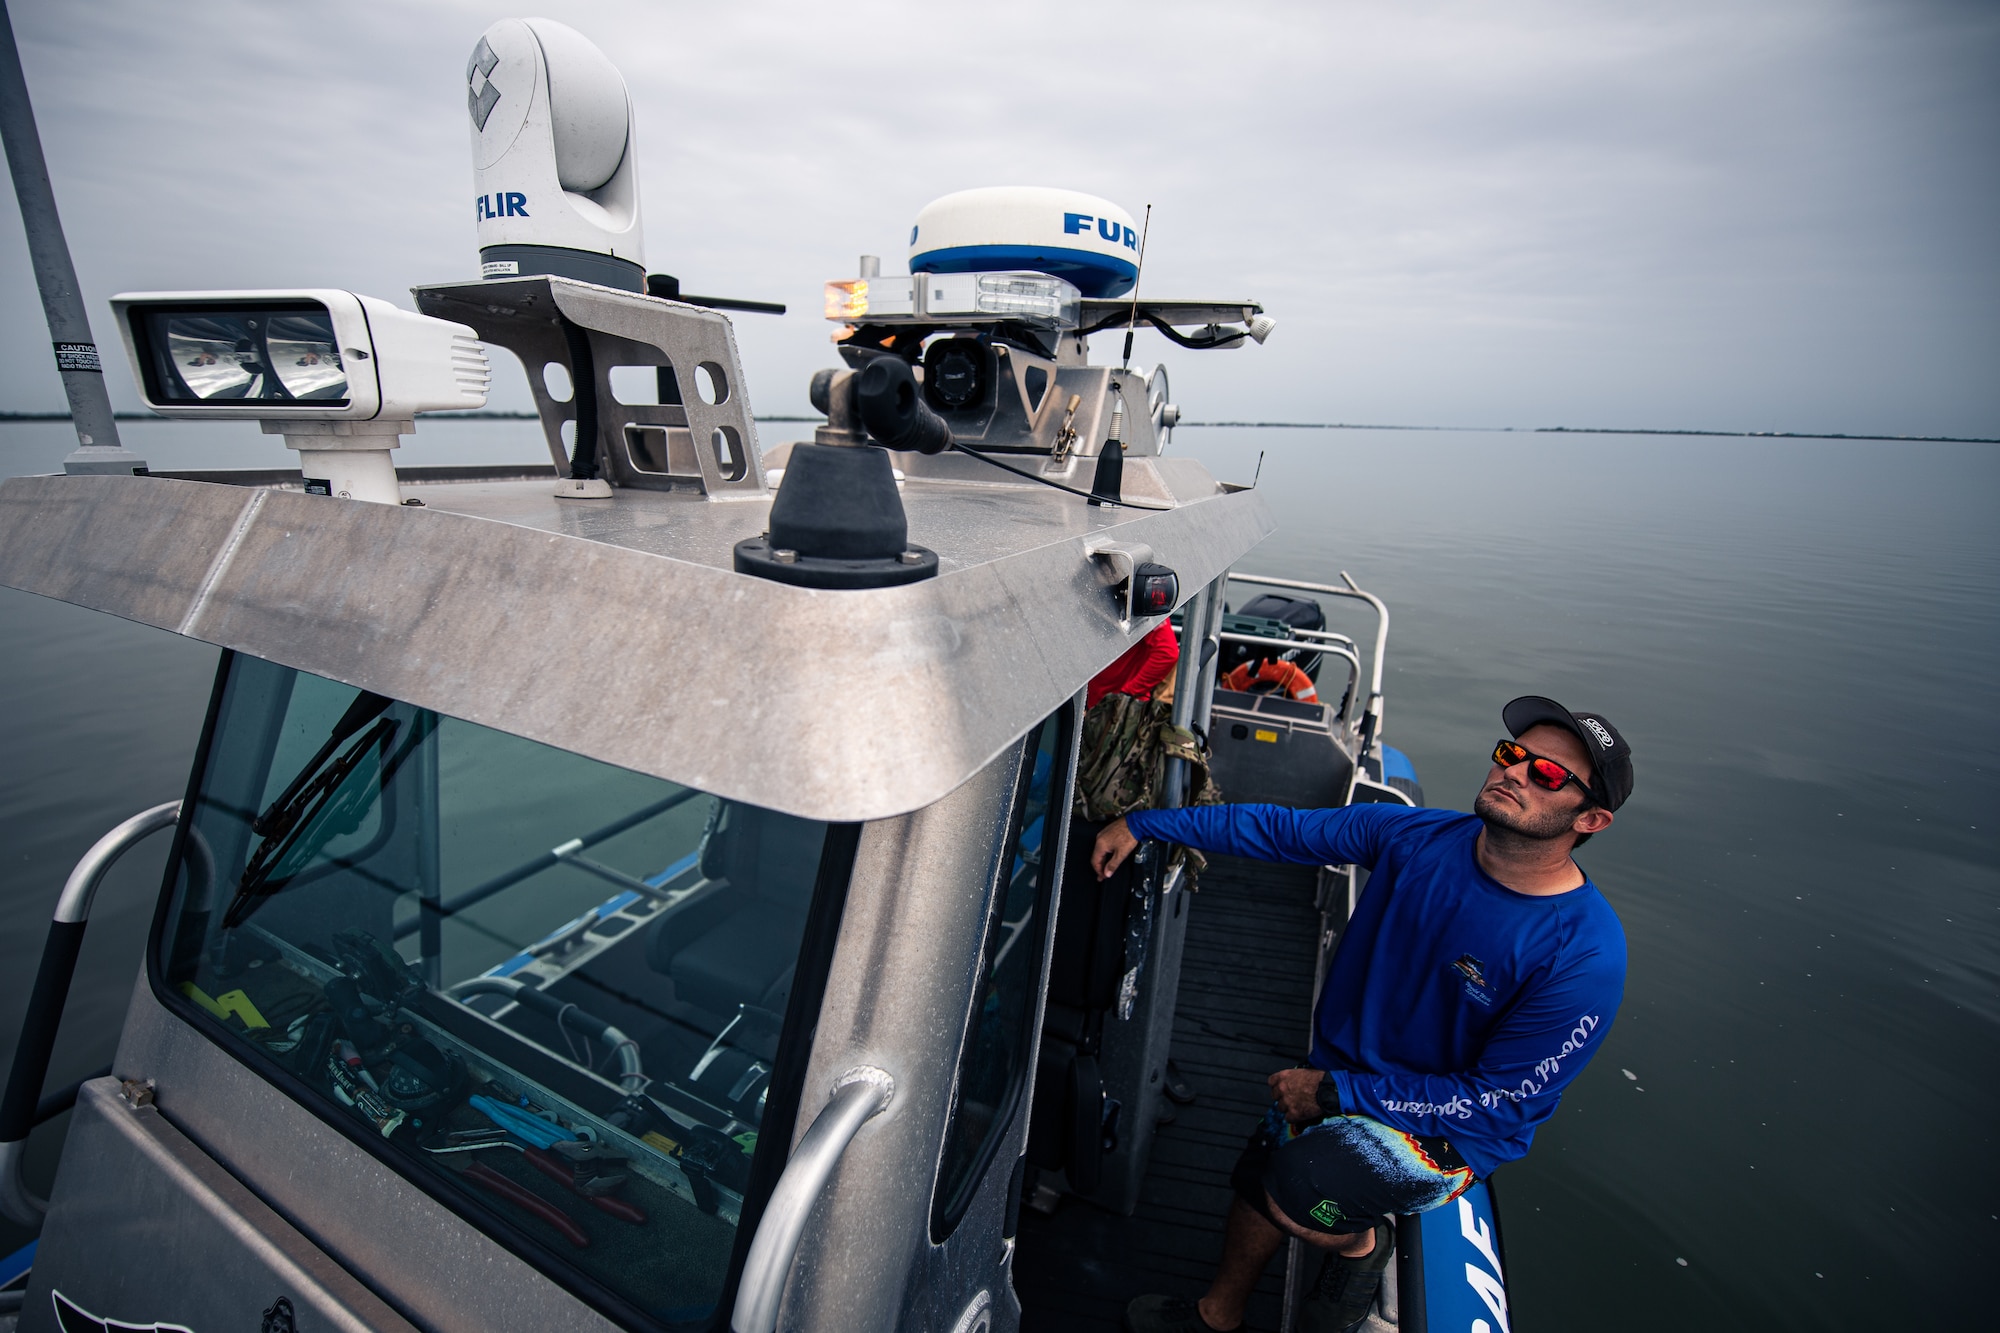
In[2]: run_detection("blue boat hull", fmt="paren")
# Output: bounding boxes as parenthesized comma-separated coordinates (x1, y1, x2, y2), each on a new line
(1397, 1179, 1511, 1332)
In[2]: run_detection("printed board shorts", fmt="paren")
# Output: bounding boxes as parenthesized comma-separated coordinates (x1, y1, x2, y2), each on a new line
(1231, 1103, 1476, 1236)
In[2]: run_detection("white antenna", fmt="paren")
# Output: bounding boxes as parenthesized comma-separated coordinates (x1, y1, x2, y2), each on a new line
(1119, 204, 1152, 370)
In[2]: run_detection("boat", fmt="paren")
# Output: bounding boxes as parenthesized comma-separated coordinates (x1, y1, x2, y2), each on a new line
(0, 16, 1512, 1333)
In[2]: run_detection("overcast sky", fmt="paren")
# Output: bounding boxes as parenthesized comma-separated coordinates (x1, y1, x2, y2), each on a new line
(3, 0, 1994, 435)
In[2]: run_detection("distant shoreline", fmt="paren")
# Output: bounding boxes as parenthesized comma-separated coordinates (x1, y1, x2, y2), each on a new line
(0, 410, 827, 423)
(0, 411, 1991, 446)
(1179, 422, 2000, 445)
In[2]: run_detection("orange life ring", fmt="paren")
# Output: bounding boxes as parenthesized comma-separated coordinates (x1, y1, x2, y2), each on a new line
(1223, 659, 1318, 702)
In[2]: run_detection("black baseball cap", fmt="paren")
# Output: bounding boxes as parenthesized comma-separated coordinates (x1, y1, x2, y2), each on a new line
(1503, 695, 1634, 811)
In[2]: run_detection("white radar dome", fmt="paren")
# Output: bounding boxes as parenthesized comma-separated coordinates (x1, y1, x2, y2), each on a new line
(909, 187, 1139, 299)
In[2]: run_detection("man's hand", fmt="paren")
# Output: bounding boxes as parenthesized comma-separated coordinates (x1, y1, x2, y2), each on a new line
(1269, 1067, 1329, 1125)
(1092, 817, 1139, 880)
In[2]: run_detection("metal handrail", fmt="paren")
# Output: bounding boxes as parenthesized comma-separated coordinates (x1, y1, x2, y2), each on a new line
(1228, 621, 1359, 654)
(1217, 629, 1357, 661)
(1187, 573, 1228, 747)
(1228, 571, 1391, 753)
(1164, 579, 1217, 808)
(732, 1066, 895, 1333)
(53, 802, 181, 922)
(1214, 631, 1363, 722)
(0, 800, 181, 1226)
(1288, 628, 1359, 651)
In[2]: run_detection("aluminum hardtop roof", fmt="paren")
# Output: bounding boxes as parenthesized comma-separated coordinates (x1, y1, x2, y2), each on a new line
(0, 465, 1270, 821)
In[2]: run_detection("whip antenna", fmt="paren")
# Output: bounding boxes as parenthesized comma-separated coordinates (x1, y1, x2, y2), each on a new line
(1119, 204, 1152, 370)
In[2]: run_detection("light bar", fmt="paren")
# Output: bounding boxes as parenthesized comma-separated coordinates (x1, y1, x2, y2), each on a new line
(823, 277, 915, 322)
(922, 271, 1079, 328)
(822, 270, 1079, 329)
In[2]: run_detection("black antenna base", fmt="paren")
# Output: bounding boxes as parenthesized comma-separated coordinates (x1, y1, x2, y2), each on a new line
(734, 443, 937, 589)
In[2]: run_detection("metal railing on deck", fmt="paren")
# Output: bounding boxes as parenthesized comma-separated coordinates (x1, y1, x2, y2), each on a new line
(1227, 570, 1392, 760)
(0, 801, 187, 1226)
(1213, 628, 1363, 723)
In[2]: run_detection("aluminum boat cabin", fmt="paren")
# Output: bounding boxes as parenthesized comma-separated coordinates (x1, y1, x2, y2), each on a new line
(0, 16, 1512, 1333)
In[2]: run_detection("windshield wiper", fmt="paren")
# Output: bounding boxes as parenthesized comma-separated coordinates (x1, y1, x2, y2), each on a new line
(224, 691, 395, 927)
(253, 691, 393, 841)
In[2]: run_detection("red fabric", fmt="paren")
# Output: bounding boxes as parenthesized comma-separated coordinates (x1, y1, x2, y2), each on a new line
(1087, 622, 1180, 709)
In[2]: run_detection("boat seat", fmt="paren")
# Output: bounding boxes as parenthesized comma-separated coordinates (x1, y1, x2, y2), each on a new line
(645, 801, 825, 1020)
(669, 913, 800, 1016)
(1227, 690, 1323, 722)
(1207, 690, 1353, 808)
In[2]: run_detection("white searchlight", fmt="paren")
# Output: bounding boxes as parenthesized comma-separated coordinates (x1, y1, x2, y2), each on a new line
(467, 18, 646, 291)
(110, 290, 489, 505)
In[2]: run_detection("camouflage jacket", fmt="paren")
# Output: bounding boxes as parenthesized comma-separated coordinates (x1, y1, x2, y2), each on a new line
(1073, 693, 1223, 825)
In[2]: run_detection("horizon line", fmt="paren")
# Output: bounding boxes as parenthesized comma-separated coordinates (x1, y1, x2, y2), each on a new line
(0, 410, 1990, 446)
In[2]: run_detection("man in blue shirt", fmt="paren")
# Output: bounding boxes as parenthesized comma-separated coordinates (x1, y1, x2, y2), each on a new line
(1114, 696, 1633, 1333)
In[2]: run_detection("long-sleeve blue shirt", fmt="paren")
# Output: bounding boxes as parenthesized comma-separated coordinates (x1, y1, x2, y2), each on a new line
(1123, 803, 1626, 1178)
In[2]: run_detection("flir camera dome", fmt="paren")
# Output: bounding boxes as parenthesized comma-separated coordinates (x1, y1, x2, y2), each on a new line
(467, 18, 646, 291)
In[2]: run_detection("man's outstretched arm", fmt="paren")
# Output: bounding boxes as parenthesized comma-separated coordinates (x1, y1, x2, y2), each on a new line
(1092, 802, 1409, 879)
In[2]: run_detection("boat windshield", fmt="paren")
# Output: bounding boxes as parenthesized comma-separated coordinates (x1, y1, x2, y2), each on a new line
(155, 654, 844, 1327)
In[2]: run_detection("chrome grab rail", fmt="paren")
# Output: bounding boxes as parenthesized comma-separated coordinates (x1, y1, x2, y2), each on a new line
(0, 800, 183, 1226)
(1226, 621, 1359, 656)
(1213, 629, 1362, 722)
(732, 1066, 895, 1333)
(1217, 629, 1358, 661)
(1228, 571, 1391, 751)
(1289, 628, 1360, 652)
(54, 801, 183, 924)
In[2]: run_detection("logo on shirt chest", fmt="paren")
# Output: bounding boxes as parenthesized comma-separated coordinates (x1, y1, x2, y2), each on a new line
(1449, 953, 1495, 1007)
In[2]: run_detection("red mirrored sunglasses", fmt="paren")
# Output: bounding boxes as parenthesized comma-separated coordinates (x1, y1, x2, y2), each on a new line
(1492, 739, 1596, 804)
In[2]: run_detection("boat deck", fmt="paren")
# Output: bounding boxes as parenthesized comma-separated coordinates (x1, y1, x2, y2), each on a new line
(1015, 853, 1327, 1331)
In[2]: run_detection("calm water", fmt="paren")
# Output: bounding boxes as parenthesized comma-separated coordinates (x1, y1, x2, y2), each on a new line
(1, 418, 1995, 1327)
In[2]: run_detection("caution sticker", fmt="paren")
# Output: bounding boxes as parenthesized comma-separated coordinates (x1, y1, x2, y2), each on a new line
(53, 341, 101, 372)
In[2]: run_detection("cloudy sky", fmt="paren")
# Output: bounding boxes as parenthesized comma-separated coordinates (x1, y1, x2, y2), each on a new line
(3, 0, 1994, 435)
